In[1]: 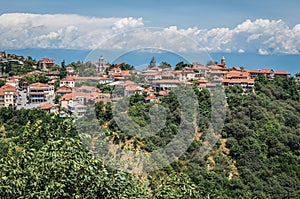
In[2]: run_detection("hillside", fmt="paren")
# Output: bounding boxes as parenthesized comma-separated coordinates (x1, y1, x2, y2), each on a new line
(0, 75, 299, 198)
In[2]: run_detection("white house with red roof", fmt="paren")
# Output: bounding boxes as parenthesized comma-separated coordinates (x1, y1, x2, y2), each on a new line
(60, 77, 75, 87)
(38, 57, 55, 71)
(27, 82, 54, 103)
(0, 84, 18, 107)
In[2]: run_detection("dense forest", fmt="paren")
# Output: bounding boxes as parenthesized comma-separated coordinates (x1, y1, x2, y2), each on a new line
(0, 75, 299, 198)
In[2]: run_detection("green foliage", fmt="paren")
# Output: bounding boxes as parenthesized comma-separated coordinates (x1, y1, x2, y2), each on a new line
(206, 60, 218, 66)
(0, 74, 299, 198)
(119, 62, 134, 70)
(4, 61, 35, 76)
(19, 73, 50, 86)
(53, 94, 62, 104)
(97, 84, 113, 93)
(79, 62, 97, 76)
(60, 60, 67, 79)
(0, 79, 5, 87)
(175, 61, 188, 70)
(159, 61, 171, 68)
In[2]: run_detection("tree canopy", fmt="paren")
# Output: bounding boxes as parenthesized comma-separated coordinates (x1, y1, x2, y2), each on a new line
(0, 75, 299, 198)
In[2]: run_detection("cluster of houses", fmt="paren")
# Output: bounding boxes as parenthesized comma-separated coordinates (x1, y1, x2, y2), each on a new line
(0, 53, 296, 118)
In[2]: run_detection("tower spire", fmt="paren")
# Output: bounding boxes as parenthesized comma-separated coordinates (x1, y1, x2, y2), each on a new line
(221, 56, 226, 67)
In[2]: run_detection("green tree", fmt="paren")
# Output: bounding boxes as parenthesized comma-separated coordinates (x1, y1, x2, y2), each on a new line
(119, 62, 134, 70)
(0, 79, 5, 87)
(60, 60, 67, 79)
(159, 61, 171, 68)
(175, 61, 188, 70)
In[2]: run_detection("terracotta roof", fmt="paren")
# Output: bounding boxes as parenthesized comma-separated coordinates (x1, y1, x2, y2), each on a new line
(222, 79, 254, 84)
(141, 72, 162, 76)
(61, 77, 75, 82)
(39, 57, 55, 63)
(59, 90, 95, 102)
(111, 70, 131, 77)
(158, 90, 169, 96)
(208, 65, 225, 70)
(247, 69, 273, 74)
(209, 71, 228, 74)
(47, 70, 60, 75)
(162, 67, 173, 71)
(75, 76, 100, 81)
(56, 85, 73, 93)
(197, 79, 208, 83)
(0, 84, 17, 95)
(152, 79, 182, 84)
(7, 79, 17, 83)
(145, 95, 158, 100)
(39, 103, 55, 110)
(117, 80, 137, 87)
(27, 70, 43, 75)
(99, 77, 112, 80)
(191, 65, 206, 70)
(274, 71, 290, 75)
(226, 71, 249, 78)
(29, 82, 49, 88)
(125, 85, 143, 91)
(232, 66, 242, 71)
(59, 93, 75, 101)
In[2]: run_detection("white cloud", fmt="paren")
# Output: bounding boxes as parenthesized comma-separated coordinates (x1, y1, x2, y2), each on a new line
(238, 49, 245, 53)
(258, 48, 269, 55)
(0, 13, 300, 55)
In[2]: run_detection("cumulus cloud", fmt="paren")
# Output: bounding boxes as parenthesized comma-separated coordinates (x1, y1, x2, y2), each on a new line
(0, 13, 144, 49)
(0, 13, 300, 55)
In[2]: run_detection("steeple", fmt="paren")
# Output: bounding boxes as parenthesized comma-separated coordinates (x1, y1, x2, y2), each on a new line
(98, 55, 104, 72)
(221, 56, 226, 67)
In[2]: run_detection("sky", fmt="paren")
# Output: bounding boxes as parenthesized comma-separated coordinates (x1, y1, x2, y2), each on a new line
(1, 0, 300, 63)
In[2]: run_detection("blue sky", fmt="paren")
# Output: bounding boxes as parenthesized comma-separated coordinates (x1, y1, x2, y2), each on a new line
(1, 0, 300, 29)
(1, 0, 300, 62)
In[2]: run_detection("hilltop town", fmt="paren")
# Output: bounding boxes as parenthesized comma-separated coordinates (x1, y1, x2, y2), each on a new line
(0, 51, 298, 117)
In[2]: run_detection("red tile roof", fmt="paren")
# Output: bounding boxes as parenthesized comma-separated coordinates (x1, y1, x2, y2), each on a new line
(274, 71, 290, 75)
(61, 77, 76, 82)
(222, 79, 254, 84)
(152, 79, 182, 84)
(39, 57, 55, 63)
(226, 71, 249, 78)
(56, 85, 73, 93)
(247, 69, 273, 74)
(39, 103, 55, 110)
(125, 85, 143, 91)
(0, 84, 17, 95)
(145, 95, 158, 100)
(29, 82, 49, 87)
(191, 65, 207, 70)
(197, 79, 208, 83)
(111, 70, 131, 77)
(158, 90, 169, 96)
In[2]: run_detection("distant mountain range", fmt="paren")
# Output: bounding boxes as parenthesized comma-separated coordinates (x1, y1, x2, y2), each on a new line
(3, 48, 300, 75)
